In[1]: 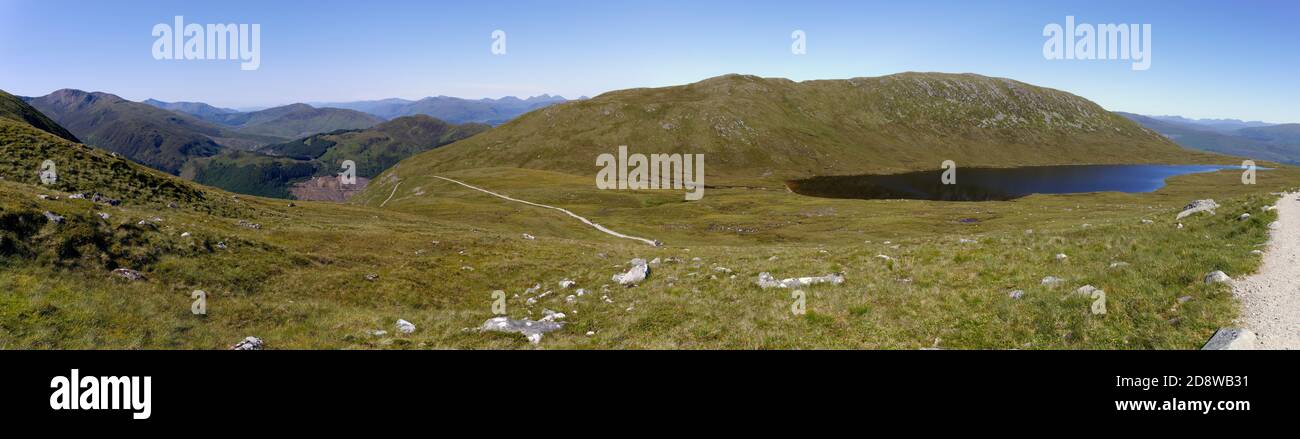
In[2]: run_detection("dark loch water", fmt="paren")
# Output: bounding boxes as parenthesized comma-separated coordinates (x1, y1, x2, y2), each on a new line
(789, 165, 1237, 201)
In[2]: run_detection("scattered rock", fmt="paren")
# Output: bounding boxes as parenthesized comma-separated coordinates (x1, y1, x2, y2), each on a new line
(395, 319, 416, 334)
(180, 232, 191, 238)
(612, 258, 650, 285)
(1072, 285, 1100, 298)
(237, 220, 262, 230)
(215, 241, 228, 250)
(91, 193, 120, 206)
(1201, 328, 1256, 350)
(1054, 253, 1068, 262)
(96, 212, 110, 220)
(539, 309, 566, 322)
(36, 194, 58, 200)
(364, 274, 379, 281)
(1262, 205, 1276, 212)
(559, 279, 576, 289)
(1205, 271, 1232, 284)
(1238, 213, 1251, 221)
(585, 331, 595, 336)
(565, 295, 577, 304)
(42, 211, 64, 224)
(1177, 223, 1184, 229)
(1251, 250, 1264, 255)
(713, 267, 733, 274)
(1268, 221, 1281, 230)
(480, 317, 563, 344)
(756, 272, 845, 289)
(1140, 219, 1154, 224)
(1008, 290, 1025, 299)
(111, 268, 146, 281)
(1041, 276, 1063, 287)
(874, 254, 894, 261)
(522, 233, 536, 240)
(1176, 199, 1218, 220)
(1177, 296, 1193, 304)
(958, 238, 977, 244)
(371, 330, 388, 337)
(231, 336, 264, 350)
(1108, 262, 1130, 269)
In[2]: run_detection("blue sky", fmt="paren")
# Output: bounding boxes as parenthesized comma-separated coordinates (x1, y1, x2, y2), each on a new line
(1, 0, 1296, 121)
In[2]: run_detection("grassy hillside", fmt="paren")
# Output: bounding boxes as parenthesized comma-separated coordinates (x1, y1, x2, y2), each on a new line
(377, 73, 1228, 189)
(0, 90, 79, 143)
(26, 89, 235, 174)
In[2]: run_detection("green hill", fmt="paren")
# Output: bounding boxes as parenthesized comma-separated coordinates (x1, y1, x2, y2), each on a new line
(0, 89, 80, 143)
(368, 73, 1227, 194)
(25, 89, 236, 174)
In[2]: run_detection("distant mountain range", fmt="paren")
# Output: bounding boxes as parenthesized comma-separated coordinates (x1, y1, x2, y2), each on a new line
(17, 89, 496, 198)
(1143, 115, 1276, 133)
(313, 95, 569, 125)
(1118, 112, 1300, 164)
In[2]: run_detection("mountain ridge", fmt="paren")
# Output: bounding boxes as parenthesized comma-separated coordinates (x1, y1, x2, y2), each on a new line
(366, 72, 1227, 195)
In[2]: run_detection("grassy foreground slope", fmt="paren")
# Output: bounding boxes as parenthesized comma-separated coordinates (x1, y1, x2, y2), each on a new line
(381, 73, 1231, 187)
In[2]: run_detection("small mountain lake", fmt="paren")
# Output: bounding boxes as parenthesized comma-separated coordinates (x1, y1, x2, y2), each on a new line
(788, 164, 1245, 201)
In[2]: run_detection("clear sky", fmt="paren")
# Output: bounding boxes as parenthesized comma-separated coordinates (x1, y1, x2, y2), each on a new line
(1, 0, 1296, 121)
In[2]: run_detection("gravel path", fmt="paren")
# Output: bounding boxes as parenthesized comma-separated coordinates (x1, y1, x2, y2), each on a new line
(1235, 192, 1300, 349)
(431, 176, 661, 247)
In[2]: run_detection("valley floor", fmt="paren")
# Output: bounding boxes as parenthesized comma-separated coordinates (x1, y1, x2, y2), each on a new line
(3, 166, 1299, 349)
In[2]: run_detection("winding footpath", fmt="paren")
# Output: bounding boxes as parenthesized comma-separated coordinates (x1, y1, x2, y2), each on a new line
(1235, 191, 1300, 349)
(430, 176, 661, 247)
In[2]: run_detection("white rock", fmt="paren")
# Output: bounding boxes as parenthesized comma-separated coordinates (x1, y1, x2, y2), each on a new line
(1204, 271, 1232, 284)
(1054, 253, 1068, 262)
(478, 316, 559, 345)
(1108, 262, 1130, 269)
(612, 258, 650, 285)
(1041, 276, 1064, 287)
(1073, 285, 1099, 297)
(1201, 328, 1256, 350)
(565, 295, 577, 304)
(559, 279, 576, 289)
(1140, 219, 1154, 224)
(395, 319, 417, 334)
(231, 336, 264, 350)
(1238, 213, 1251, 221)
(1268, 221, 1281, 230)
(1176, 199, 1219, 220)
(757, 272, 845, 289)
(522, 233, 535, 240)
(1008, 290, 1025, 299)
